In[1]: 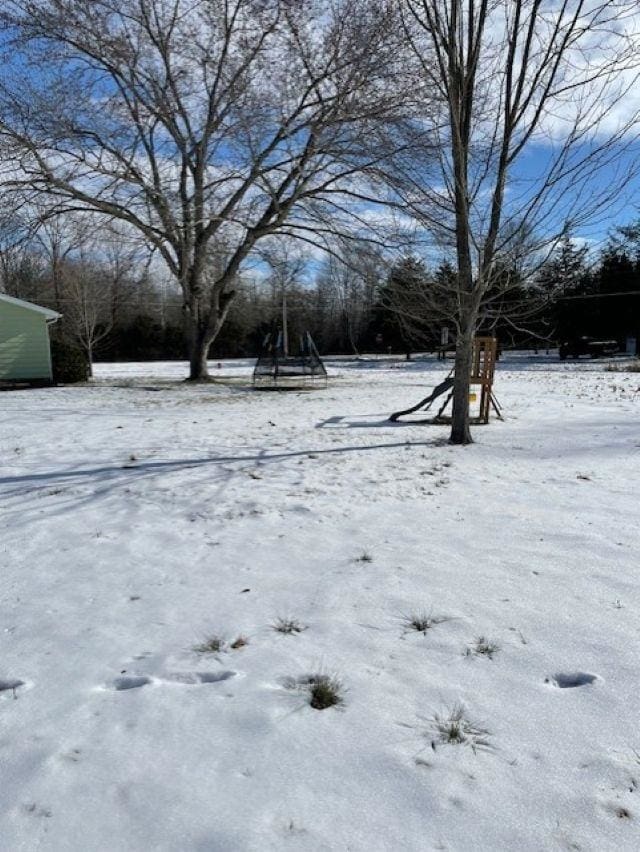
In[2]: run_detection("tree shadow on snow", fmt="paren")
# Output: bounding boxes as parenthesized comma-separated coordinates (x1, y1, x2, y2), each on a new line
(0, 438, 442, 521)
(316, 414, 415, 429)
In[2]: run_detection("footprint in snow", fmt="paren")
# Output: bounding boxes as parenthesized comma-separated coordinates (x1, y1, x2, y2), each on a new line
(545, 672, 600, 689)
(109, 671, 235, 691)
(112, 675, 153, 691)
(164, 671, 236, 685)
(0, 678, 26, 698)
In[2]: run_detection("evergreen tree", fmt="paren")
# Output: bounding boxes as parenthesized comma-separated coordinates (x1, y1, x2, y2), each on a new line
(366, 256, 429, 357)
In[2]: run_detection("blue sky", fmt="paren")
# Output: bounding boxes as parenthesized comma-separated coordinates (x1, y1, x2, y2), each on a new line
(511, 141, 640, 256)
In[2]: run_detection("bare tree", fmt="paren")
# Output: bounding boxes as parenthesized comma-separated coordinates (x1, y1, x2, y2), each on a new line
(322, 246, 383, 355)
(0, 0, 414, 380)
(390, 0, 640, 442)
(260, 243, 307, 340)
(59, 256, 114, 375)
(29, 209, 96, 312)
(0, 209, 41, 299)
(27, 211, 157, 370)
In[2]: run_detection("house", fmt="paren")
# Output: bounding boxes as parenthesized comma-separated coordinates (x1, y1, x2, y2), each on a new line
(0, 293, 62, 385)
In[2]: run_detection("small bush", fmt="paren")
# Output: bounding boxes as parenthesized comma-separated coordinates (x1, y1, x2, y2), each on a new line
(193, 635, 225, 654)
(272, 617, 305, 635)
(51, 339, 90, 384)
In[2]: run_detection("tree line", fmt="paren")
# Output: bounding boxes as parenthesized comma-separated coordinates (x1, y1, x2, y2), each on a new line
(3, 223, 639, 368)
(2, 1, 640, 442)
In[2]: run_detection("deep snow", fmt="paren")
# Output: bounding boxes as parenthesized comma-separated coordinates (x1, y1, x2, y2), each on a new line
(1, 353, 639, 851)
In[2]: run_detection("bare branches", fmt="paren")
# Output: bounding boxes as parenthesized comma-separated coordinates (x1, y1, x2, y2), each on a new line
(389, 0, 640, 442)
(0, 0, 415, 377)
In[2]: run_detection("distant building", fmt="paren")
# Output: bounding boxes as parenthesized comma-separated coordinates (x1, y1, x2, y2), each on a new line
(0, 294, 62, 385)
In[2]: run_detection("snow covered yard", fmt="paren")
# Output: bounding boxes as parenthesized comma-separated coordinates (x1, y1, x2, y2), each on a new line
(1, 354, 639, 852)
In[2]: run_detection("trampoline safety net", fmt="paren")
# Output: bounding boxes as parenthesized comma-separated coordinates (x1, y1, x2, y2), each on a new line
(253, 331, 327, 388)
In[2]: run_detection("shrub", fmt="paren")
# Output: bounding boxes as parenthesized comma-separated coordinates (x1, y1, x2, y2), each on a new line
(51, 339, 90, 384)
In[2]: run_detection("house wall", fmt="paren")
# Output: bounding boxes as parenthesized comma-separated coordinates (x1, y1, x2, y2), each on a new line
(0, 300, 54, 381)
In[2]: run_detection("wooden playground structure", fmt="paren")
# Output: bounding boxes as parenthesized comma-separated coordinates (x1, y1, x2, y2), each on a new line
(389, 336, 503, 424)
(466, 336, 502, 424)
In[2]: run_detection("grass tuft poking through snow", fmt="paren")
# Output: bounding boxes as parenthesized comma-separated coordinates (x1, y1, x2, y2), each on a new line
(230, 635, 249, 650)
(307, 675, 344, 710)
(355, 550, 373, 563)
(285, 673, 344, 710)
(432, 704, 491, 753)
(272, 617, 306, 635)
(193, 635, 225, 654)
(403, 611, 450, 634)
(465, 636, 501, 659)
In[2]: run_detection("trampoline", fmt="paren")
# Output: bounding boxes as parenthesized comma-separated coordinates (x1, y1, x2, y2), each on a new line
(253, 330, 327, 389)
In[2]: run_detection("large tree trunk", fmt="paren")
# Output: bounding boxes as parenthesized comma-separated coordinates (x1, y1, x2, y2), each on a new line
(184, 263, 214, 380)
(186, 315, 214, 381)
(184, 277, 236, 381)
(188, 333, 211, 380)
(450, 329, 473, 445)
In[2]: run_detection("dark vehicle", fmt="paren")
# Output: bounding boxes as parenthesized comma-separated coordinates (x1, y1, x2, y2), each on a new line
(559, 336, 619, 359)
